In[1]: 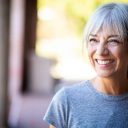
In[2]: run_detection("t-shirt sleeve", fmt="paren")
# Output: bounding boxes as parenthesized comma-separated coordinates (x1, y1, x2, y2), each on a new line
(43, 87, 67, 128)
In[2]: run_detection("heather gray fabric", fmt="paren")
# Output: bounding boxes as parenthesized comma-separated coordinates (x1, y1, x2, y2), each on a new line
(43, 80, 128, 128)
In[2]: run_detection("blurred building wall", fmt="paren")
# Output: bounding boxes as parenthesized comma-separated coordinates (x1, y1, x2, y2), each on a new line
(22, 0, 37, 92)
(0, 0, 10, 127)
(8, 0, 25, 126)
(8, 0, 25, 101)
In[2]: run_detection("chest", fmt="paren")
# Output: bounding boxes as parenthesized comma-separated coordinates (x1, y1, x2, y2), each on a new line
(66, 98, 128, 128)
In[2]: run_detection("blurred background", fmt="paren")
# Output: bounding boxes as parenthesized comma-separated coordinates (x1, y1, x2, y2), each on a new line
(0, 0, 127, 128)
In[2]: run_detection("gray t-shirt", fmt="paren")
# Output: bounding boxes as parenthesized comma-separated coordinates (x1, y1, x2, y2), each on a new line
(43, 80, 128, 128)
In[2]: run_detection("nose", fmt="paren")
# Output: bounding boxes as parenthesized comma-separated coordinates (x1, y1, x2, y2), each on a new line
(96, 43, 109, 56)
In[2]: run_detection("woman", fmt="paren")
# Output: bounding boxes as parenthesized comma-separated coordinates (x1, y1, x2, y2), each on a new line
(44, 2, 128, 128)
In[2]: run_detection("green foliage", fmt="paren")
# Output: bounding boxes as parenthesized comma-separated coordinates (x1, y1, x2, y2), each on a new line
(37, 0, 128, 36)
(65, 0, 97, 35)
(37, 0, 45, 9)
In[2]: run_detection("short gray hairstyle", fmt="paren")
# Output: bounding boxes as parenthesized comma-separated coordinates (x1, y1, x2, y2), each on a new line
(83, 3, 128, 45)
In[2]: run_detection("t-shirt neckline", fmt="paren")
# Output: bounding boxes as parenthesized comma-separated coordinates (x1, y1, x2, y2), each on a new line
(86, 80, 128, 101)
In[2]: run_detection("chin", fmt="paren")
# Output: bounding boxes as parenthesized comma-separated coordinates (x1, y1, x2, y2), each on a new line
(96, 71, 114, 78)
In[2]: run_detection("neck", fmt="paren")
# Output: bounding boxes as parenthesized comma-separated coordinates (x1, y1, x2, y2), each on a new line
(91, 76, 128, 95)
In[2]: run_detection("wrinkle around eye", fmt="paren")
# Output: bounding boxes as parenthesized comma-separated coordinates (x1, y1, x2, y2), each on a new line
(88, 39, 99, 46)
(107, 40, 122, 46)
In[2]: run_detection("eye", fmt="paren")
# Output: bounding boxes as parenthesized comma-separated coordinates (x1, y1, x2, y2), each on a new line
(89, 38, 98, 46)
(107, 39, 121, 46)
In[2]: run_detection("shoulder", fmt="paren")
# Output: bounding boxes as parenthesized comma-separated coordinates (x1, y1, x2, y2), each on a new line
(65, 80, 90, 90)
(64, 80, 91, 94)
(53, 80, 91, 101)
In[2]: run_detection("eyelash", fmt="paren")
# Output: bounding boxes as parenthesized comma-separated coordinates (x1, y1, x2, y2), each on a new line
(89, 38, 98, 42)
(107, 39, 119, 43)
(89, 38, 121, 45)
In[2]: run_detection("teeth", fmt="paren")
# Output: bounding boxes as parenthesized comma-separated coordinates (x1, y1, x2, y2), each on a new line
(96, 60, 112, 65)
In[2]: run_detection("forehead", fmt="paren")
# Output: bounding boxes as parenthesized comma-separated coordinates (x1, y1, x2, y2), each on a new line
(90, 24, 122, 38)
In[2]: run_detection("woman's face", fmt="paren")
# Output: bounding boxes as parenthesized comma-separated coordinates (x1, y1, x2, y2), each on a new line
(87, 29, 128, 78)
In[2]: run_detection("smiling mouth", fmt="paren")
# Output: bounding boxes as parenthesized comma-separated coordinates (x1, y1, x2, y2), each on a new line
(96, 59, 114, 65)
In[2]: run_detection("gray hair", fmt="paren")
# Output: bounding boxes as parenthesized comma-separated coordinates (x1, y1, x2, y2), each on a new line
(83, 3, 128, 45)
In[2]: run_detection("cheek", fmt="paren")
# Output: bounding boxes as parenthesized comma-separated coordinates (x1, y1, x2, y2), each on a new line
(109, 47, 128, 65)
(87, 46, 95, 63)
(109, 47, 125, 58)
(87, 46, 95, 57)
